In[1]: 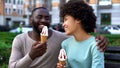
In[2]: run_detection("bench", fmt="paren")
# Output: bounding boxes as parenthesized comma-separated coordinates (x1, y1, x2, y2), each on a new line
(105, 46, 120, 68)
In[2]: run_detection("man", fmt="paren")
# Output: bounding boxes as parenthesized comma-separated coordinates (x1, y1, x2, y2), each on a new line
(9, 7, 108, 68)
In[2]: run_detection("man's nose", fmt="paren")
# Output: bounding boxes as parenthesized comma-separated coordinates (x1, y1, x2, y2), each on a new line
(41, 18, 46, 22)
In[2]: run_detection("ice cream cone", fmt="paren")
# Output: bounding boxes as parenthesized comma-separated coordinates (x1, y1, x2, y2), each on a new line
(58, 49, 67, 65)
(40, 26, 48, 43)
(59, 60, 66, 65)
(41, 36, 48, 43)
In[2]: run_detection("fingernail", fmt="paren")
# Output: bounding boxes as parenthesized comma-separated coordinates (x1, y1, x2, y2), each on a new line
(96, 39, 100, 43)
(36, 44, 40, 46)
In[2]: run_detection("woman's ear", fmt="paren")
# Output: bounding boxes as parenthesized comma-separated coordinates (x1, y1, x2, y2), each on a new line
(76, 19, 81, 24)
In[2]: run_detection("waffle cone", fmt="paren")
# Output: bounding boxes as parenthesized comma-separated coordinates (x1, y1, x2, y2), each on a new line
(41, 36, 48, 43)
(59, 60, 66, 65)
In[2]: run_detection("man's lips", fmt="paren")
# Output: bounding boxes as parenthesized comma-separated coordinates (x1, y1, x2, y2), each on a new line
(38, 25, 44, 31)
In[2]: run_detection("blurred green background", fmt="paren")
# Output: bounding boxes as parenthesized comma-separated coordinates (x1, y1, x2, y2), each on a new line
(0, 32, 120, 68)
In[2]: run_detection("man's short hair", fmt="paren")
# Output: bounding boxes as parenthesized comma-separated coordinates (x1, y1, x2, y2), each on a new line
(31, 7, 48, 16)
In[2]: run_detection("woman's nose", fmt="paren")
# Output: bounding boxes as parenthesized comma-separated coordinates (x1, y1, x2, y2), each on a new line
(62, 22, 68, 28)
(62, 22, 66, 28)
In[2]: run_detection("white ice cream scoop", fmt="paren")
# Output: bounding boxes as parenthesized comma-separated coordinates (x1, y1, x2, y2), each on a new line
(58, 49, 67, 61)
(40, 26, 48, 43)
(41, 26, 48, 36)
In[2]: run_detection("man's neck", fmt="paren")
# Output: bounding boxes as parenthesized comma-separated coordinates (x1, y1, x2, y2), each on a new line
(32, 31, 40, 41)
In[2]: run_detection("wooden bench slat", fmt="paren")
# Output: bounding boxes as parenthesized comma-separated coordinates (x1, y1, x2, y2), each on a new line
(106, 46, 120, 53)
(105, 46, 120, 68)
(105, 53, 120, 61)
(105, 62, 120, 68)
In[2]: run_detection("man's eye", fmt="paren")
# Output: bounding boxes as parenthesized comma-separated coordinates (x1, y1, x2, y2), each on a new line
(37, 16, 42, 19)
(45, 17, 49, 20)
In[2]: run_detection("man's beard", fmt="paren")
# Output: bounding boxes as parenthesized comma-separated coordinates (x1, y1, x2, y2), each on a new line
(32, 22, 41, 36)
(33, 25, 41, 35)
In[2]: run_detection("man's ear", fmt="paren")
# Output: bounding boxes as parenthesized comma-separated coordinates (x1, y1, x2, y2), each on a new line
(29, 15, 33, 26)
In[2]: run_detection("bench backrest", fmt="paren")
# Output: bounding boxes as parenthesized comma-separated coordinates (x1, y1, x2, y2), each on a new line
(105, 46, 120, 68)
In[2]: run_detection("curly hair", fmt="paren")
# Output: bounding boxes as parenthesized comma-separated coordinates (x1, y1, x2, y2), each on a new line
(60, 0, 96, 33)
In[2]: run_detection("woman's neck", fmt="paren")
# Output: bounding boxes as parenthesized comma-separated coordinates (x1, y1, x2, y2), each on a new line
(73, 29, 91, 42)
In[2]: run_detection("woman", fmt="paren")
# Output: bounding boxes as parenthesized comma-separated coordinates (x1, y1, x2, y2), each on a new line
(57, 1, 104, 68)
